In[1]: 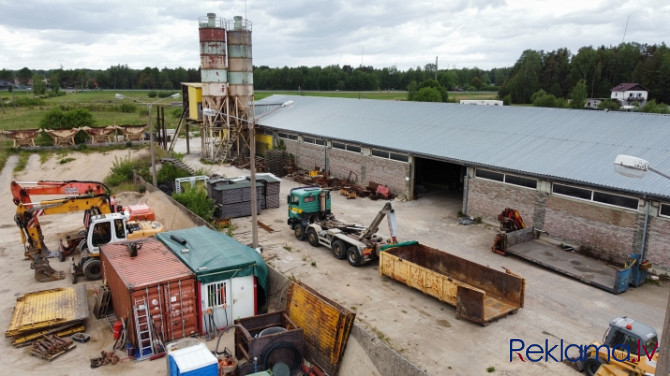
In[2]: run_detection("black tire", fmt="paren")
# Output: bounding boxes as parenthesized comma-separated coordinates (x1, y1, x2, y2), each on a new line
(83, 258, 102, 280)
(307, 229, 319, 247)
(347, 246, 362, 266)
(331, 240, 347, 260)
(77, 238, 88, 253)
(584, 356, 603, 376)
(294, 224, 305, 241)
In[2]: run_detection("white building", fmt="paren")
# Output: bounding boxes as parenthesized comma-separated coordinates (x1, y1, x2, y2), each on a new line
(611, 83, 648, 108)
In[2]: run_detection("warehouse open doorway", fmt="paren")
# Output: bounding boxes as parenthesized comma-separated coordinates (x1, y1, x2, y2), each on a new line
(413, 157, 464, 206)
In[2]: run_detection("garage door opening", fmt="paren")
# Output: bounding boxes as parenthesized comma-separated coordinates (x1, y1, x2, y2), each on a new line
(414, 158, 464, 202)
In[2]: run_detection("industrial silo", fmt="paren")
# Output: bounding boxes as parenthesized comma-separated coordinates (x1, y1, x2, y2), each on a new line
(198, 13, 229, 159)
(226, 16, 253, 116)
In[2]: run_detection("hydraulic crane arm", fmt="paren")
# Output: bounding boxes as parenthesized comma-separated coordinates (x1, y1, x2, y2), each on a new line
(11, 180, 111, 207)
(359, 202, 397, 243)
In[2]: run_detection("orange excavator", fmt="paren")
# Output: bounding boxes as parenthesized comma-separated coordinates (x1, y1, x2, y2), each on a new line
(11, 180, 159, 282)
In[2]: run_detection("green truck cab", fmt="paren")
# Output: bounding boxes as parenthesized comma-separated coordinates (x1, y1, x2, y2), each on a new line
(287, 186, 332, 240)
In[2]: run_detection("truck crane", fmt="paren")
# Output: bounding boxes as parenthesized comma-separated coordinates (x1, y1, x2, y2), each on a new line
(287, 186, 398, 266)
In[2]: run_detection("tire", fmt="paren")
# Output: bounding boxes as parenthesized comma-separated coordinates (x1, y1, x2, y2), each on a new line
(331, 240, 347, 260)
(584, 356, 603, 376)
(294, 224, 305, 241)
(83, 258, 102, 280)
(307, 229, 320, 247)
(77, 238, 88, 253)
(347, 246, 362, 266)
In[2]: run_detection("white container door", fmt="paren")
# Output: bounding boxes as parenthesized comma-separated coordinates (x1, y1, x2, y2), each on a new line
(231, 275, 255, 320)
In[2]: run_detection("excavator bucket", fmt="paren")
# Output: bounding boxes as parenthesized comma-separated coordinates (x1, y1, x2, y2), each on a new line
(31, 259, 66, 282)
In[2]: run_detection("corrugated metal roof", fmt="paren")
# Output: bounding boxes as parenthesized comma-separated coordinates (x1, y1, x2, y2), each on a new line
(101, 237, 193, 288)
(255, 95, 670, 199)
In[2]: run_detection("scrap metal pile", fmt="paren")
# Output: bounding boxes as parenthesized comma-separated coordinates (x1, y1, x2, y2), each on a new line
(290, 168, 395, 200)
(30, 335, 75, 361)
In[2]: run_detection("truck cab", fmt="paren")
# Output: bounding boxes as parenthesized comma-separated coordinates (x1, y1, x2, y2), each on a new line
(584, 316, 659, 376)
(287, 186, 332, 239)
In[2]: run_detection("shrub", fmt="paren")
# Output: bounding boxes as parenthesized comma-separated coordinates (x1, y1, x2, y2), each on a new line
(105, 155, 147, 186)
(172, 186, 216, 221)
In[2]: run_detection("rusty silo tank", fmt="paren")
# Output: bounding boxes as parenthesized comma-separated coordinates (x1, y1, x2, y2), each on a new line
(226, 16, 253, 116)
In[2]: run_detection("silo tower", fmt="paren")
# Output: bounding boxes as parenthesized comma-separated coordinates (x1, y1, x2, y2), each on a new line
(198, 13, 229, 160)
(198, 13, 254, 161)
(225, 15, 254, 158)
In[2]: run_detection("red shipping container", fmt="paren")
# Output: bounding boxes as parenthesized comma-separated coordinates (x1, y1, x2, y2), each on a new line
(101, 238, 197, 350)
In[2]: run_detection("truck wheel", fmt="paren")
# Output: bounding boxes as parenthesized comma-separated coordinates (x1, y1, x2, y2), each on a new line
(294, 225, 306, 241)
(307, 229, 320, 247)
(331, 240, 347, 260)
(83, 258, 102, 280)
(584, 356, 603, 376)
(347, 247, 362, 266)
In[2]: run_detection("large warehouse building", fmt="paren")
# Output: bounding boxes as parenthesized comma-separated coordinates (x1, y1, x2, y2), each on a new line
(251, 95, 670, 275)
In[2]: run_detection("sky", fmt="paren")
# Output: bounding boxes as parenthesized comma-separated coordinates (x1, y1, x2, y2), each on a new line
(1, 0, 669, 72)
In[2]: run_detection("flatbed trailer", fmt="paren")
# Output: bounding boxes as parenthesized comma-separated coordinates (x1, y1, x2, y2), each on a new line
(495, 227, 646, 294)
(379, 241, 525, 326)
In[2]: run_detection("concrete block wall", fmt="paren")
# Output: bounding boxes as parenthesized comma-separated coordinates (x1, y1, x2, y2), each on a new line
(279, 138, 410, 198)
(467, 177, 537, 228)
(543, 195, 637, 265)
(646, 215, 670, 274)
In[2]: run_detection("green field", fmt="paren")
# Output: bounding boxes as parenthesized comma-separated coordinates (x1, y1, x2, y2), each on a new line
(1, 89, 497, 131)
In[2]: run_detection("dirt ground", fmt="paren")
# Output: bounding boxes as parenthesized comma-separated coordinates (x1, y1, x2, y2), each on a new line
(0, 141, 668, 376)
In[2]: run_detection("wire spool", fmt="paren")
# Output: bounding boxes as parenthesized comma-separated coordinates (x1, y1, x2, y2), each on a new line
(260, 341, 303, 374)
(258, 326, 286, 337)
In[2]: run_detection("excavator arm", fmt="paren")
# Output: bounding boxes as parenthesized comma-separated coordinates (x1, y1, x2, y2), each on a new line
(13, 194, 117, 282)
(11, 180, 111, 207)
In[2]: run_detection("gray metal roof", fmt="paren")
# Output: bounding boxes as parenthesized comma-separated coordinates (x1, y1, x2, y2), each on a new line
(255, 95, 670, 200)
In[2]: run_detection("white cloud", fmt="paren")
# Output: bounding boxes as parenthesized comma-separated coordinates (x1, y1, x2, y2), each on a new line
(0, 0, 668, 71)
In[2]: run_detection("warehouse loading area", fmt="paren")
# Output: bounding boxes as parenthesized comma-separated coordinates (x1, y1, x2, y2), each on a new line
(0, 148, 668, 376)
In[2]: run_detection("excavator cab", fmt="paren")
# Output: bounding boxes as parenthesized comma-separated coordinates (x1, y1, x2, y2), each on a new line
(584, 316, 659, 376)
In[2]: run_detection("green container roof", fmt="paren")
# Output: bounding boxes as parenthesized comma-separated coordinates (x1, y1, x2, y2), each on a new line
(157, 227, 268, 304)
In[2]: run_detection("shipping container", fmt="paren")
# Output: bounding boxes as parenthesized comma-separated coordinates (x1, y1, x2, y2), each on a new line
(379, 241, 525, 325)
(157, 227, 268, 337)
(101, 238, 198, 357)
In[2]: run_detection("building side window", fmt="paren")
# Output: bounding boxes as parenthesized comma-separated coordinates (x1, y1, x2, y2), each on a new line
(332, 142, 345, 150)
(660, 203, 670, 218)
(332, 142, 362, 153)
(347, 145, 361, 153)
(278, 132, 298, 141)
(302, 137, 324, 145)
(553, 183, 637, 210)
(475, 169, 504, 182)
(371, 149, 388, 158)
(390, 153, 409, 162)
(552, 184, 592, 200)
(505, 175, 537, 189)
(593, 192, 638, 210)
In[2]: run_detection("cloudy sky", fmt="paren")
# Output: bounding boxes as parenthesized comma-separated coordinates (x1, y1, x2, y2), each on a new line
(1, 0, 669, 72)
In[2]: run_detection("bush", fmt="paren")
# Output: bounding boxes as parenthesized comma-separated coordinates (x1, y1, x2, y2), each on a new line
(120, 103, 137, 113)
(172, 187, 216, 221)
(104, 155, 148, 186)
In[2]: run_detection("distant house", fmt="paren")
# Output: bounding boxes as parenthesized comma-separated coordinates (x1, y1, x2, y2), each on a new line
(611, 83, 648, 108)
(0, 80, 14, 90)
(459, 99, 503, 106)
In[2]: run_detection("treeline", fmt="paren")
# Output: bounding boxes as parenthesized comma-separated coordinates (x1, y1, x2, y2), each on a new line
(1, 64, 505, 93)
(500, 42, 670, 105)
(1, 41, 669, 106)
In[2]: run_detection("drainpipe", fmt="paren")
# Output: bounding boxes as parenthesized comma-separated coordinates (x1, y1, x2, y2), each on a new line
(462, 172, 470, 215)
(640, 196, 650, 260)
